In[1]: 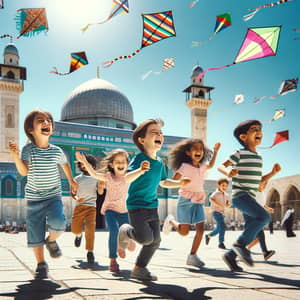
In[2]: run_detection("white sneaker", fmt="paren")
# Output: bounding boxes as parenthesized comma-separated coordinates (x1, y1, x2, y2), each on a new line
(186, 254, 205, 268)
(162, 214, 175, 235)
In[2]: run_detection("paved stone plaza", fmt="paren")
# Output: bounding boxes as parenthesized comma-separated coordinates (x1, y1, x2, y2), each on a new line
(0, 230, 299, 300)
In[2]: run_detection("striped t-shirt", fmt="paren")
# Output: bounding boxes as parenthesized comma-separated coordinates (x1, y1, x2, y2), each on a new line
(228, 148, 262, 198)
(21, 143, 67, 201)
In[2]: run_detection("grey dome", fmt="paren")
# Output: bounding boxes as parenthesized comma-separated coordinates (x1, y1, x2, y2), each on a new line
(191, 65, 204, 78)
(61, 78, 135, 128)
(4, 44, 19, 57)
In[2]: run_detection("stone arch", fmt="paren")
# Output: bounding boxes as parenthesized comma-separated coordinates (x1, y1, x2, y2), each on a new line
(284, 185, 300, 220)
(266, 188, 281, 222)
(1, 175, 17, 197)
(6, 70, 15, 79)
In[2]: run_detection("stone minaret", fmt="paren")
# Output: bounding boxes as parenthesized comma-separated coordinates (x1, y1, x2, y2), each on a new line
(0, 43, 26, 161)
(183, 65, 214, 143)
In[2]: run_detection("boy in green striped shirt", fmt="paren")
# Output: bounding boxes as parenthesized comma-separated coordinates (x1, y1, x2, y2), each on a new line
(218, 120, 281, 271)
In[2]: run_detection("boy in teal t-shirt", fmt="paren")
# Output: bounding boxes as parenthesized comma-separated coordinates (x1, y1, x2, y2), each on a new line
(117, 119, 190, 281)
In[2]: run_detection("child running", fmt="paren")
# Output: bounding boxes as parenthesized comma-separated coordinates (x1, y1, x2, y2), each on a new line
(8, 109, 78, 279)
(205, 178, 231, 249)
(218, 120, 281, 271)
(71, 153, 102, 265)
(75, 149, 150, 273)
(163, 138, 221, 268)
(117, 119, 190, 281)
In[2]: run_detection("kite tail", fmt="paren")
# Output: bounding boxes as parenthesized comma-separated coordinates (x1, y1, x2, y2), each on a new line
(1, 34, 13, 40)
(196, 64, 233, 80)
(141, 70, 153, 80)
(102, 49, 141, 68)
(49, 67, 69, 76)
(243, 9, 259, 21)
(192, 34, 214, 47)
(81, 19, 108, 32)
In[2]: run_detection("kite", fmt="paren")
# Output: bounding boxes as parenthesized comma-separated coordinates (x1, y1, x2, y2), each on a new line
(254, 78, 298, 103)
(269, 109, 285, 122)
(261, 130, 289, 148)
(50, 52, 88, 76)
(15, 8, 48, 38)
(192, 13, 231, 46)
(196, 26, 281, 80)
(141, 58, 175, 80)
(243, 0, 294, 21)
(212, 94, 244, 114)
(81, 0, 129, 32)
(294, 28, 300, 40)
(189, 0, 200, 8)
(102, 11, 176, 68)
(0, 1, 3, 9)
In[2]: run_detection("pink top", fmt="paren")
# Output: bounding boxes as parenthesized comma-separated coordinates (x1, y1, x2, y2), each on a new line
(177, 163, 208, 203)
(101, 172, 129, 215)
(210, 189, 230, 214)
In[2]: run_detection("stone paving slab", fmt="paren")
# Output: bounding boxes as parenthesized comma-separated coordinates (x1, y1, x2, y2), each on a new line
(0, 230, 299, 299)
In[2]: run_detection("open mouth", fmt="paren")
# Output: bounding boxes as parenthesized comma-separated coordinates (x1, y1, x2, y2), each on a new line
(195, 154, 202, 158)
(41, 128, 50, 133)
(117, 167, 125, 171)
(155, 140, 162, 145)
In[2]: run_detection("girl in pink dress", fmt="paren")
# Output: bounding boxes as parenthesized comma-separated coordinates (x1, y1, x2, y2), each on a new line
(76, 149, 149, 272)
(162, 138, 220, 268)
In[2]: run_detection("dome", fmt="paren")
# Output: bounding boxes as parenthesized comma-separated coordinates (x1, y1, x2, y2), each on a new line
(191, 65, 204, 78)
(61, 78, 135, 129)
(4, 43, 19, 57)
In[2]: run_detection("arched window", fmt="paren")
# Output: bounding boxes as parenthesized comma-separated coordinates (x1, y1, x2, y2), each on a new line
(6, 71, 15, 79)
(268, 189, 281, 221)
(6, 113, 14, 128)
(1, 176, 17, 197)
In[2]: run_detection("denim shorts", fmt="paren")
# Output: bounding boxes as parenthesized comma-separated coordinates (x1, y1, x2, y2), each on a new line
(26, 196, 66, 247)
(177, 196, 206, 224)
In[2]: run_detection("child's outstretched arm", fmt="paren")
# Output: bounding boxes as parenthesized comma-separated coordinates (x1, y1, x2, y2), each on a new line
(75, 152, 105, 181)
(8, 142, 28, 176)
(160, 171, 191, 188)
(217, 160, 238, 178)
(125, 160, 150, 183)
(207, 142, 221, 169)
(261, 163, 281, 183)
(61, 163, 78, 195)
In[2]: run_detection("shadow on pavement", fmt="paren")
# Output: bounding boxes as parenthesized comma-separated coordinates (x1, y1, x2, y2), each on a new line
(0, 279, 108, 300)
(254, 260, 300, 267)
(71, 259, 108, 271)
(124, 282, 228, 300)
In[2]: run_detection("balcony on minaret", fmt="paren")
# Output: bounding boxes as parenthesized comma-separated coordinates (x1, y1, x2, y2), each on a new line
(182, 84, 214, 102)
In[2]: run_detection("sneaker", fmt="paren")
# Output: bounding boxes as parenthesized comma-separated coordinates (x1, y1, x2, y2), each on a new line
(35, 262, 49, 279)
(263, 250, 275, 261)
(74, 235, 82, 248)
(45, 237, 62, 258)
(117, 224, 131, 250)
(162, 214, 175, 235)
(87, 251, 95, 264)
(131, 267, 157, 281)
(218, 242, 226, 249)
(109, 261, 120, 273)
(232, 244, 254, 267)
(186, 254, 205, 268)
(222, 253, 243, 272)
(205, 234, 210, 245)
(128, 239, 136, 252)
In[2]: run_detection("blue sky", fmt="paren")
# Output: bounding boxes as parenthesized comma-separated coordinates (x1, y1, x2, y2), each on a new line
(1, 0, 299, 179)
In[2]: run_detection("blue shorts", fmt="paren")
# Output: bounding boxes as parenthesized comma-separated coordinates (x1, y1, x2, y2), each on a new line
(26, 196, 66, 247)
(177, 196, 206, 224)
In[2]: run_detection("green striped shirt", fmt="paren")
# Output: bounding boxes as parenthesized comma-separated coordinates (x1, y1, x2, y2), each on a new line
(229, 149, 262, 198)
(21, 143, 67, 201)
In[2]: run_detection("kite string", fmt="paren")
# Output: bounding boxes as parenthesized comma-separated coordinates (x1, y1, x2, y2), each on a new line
(102, 48, 141, 68)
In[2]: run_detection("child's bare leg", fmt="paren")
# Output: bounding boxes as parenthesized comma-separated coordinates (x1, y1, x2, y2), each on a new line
(176, 223, 190, 236)
(191, 222, 204, 254)
(247, 238, 259, 250)
(33, 246, 45, 263)
(47, 231, 62, 242)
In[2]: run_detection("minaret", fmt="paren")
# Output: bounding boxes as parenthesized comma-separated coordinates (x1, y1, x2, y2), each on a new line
(183, 65, 214, 143)
(0, 43, 26, 161)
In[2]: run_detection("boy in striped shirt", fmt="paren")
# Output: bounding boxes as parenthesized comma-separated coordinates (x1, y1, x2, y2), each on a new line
(9, 110, 78, 279)
(218, 120, 280, 271)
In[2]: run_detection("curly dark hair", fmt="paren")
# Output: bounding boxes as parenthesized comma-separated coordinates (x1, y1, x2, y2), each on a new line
(99, 149, 129, 175)
(168, 138, 212, 170)
(234, 120, 262, 146)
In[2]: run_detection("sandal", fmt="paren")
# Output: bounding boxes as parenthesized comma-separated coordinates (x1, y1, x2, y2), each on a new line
(45, 237, 62, 258)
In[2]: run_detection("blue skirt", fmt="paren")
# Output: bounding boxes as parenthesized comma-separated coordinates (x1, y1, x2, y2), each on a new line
(177, 196, 206, 224)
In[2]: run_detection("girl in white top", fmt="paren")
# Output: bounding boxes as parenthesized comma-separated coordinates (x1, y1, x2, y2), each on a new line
(75, 149, 149, 273)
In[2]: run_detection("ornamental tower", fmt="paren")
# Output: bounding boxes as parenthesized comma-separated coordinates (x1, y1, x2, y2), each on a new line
(0, 43, 26, 161)
(183, 65, 214, 143)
